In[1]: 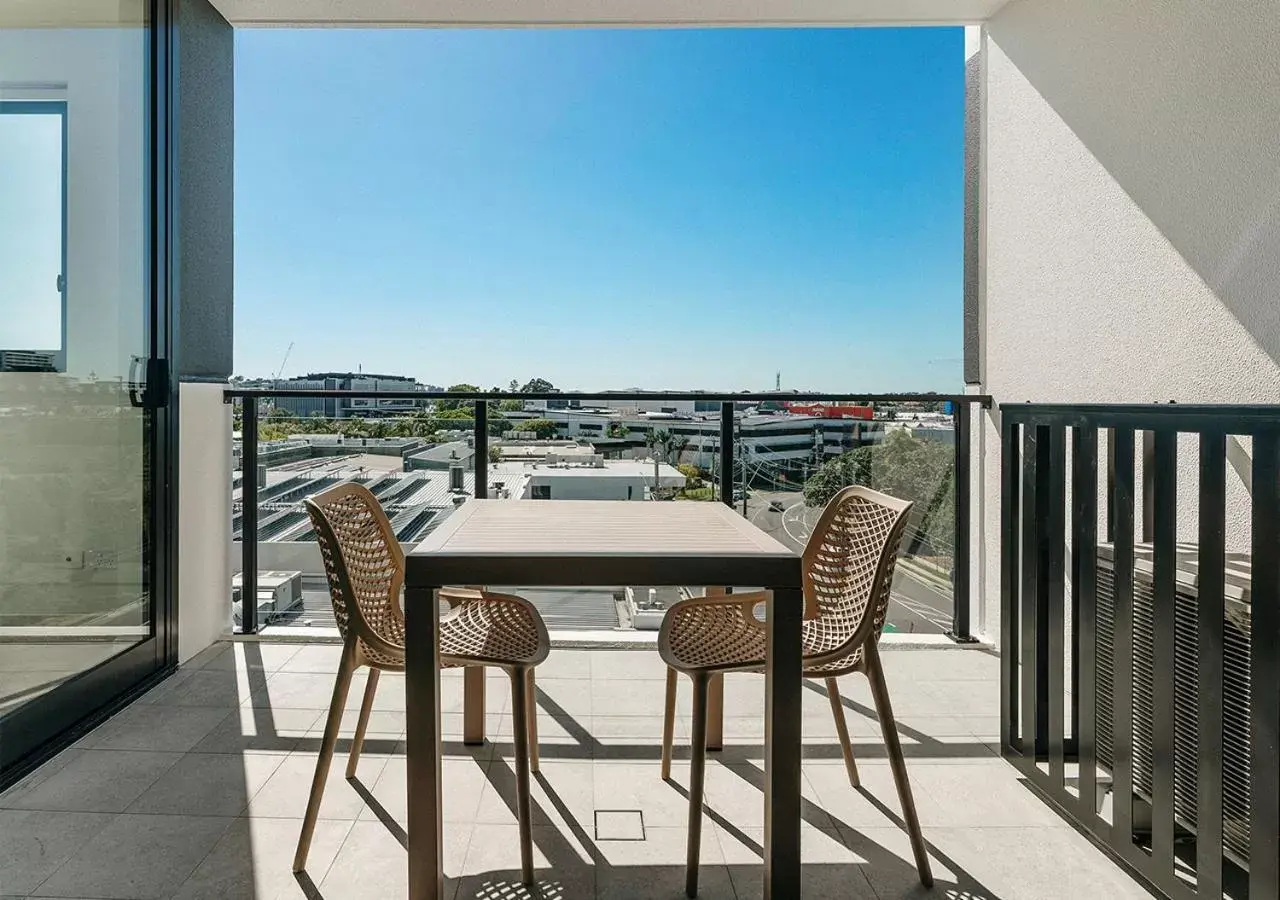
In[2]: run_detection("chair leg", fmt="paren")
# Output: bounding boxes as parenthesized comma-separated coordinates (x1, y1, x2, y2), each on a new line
(294, 641, 357, 873)
(526, 668, 540, 773)
(825, 676, 860, 787)
(347, 668, 380, 779)
(510, 667, 536, 886)
(685, 672, 710, 899)
(865, 643, 933, 887)
(706, 673, 724, 752)
(661, 666, 678, 781)
(463, 665, 486, 746)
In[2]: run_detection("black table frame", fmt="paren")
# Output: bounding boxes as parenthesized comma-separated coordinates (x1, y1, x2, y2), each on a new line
(404, 544, 804, 899)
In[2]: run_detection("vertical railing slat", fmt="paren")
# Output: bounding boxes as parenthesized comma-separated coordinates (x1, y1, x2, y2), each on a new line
(1073, 426, 1099, 820)
(720, 402, 734, 508)
(240, 400, 259, 635)
(1022, 426, 1051, 763)
(951, 400, 974, 642)
(1196, 430, 1225, 899)
(1001, 419, 1021, 755)
(473, 401, 488, 499)
(1149, 429, 1178, 877)
(1047, 425, 1067, 785)
(1111, 426, 1136, 846)
(1250, 430, 1280, 899)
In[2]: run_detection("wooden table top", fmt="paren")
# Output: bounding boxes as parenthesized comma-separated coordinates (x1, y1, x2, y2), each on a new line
(406, 500, 802, 590)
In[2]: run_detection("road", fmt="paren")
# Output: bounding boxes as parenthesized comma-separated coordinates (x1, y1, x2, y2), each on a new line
(742, 489, 954, 635)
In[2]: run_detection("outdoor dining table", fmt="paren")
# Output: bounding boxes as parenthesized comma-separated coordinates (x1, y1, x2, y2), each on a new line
(404, 499, 805, 899)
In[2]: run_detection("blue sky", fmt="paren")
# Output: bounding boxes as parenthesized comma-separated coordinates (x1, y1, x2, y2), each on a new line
(235, 27, 963, 391)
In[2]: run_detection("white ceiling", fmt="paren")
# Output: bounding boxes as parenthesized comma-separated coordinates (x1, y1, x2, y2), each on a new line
(208, 0, 1010, 28)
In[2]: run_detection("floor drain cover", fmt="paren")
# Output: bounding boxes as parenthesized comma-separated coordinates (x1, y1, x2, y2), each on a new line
(594, 809, 645, 841)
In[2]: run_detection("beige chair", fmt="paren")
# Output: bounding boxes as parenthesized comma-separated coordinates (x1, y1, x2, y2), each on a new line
(293, 483, 550, 886)
(658, 485, 932, 897)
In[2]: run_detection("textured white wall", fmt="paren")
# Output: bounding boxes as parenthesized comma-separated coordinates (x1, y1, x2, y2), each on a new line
(974, 1, 1280, 642)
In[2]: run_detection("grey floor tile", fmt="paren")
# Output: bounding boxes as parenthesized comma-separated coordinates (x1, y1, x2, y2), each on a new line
(127, 752, 284, 816)
(79, 704, 230, 752)
(140, 669, 260, 708)
(529, 678, 592, 719)
(172, 816, 353, 900)
(364, 756, 493, 826)
(247, 671, 372, 710)
(192, 706, 323, 754)
(589, 650, 668, 681)
(475, 760, 594, 829)
(3, 750, 181, 813)
(318, 819, 472, 898)
(177, 642, 232, 671)
(698, 762, 833, 831)
(803, 761, 938, 830)
(594, 825, 730, 900)
(456, 823, 594, 898)
(201, 641, 302, 674)
(0, 810, 115, 895)
(276, 643, 345, 674)
(0, 748, 85, 804)
(31, 814, 232, 899)
(534, 651, 593, 680)
(589, 679, 668, 718)
(248, 749, 388, 821)
(717, 823, 881, 900)
(907, 759, 1065, 827)
(592, 762, 691, 828)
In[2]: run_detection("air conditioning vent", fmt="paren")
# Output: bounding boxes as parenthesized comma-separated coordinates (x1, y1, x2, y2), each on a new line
(1095, 542, 1252, 868)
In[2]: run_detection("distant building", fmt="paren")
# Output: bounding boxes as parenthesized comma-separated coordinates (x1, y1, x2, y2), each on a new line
(490, 458, 686, 502)
(267, 372, 429, 419)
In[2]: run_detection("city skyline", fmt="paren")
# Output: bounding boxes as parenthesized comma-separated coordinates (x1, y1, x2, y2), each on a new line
(234, 27, 964, 391)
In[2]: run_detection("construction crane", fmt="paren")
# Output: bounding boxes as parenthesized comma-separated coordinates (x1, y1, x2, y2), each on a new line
(274, 342, 294, 380)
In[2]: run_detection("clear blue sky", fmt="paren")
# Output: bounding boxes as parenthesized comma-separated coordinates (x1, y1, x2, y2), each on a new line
(235, 27, 963, 392)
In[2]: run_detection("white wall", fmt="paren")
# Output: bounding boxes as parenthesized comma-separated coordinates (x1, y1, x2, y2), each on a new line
(974, 1, 1280, 641)
(178, 382, 233, 662)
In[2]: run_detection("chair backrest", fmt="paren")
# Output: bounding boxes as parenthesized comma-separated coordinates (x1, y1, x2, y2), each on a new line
(801, 485, 914, 657)
(303, 482, 405, 650)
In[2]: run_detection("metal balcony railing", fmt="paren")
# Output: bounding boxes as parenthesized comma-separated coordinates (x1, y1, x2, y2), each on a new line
(999, 402, 1280, 900)
(224, 388, 991, 638)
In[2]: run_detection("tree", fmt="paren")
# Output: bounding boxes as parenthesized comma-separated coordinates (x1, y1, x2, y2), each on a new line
(499, 398, 525, 412)
(438, 383, 479, 411)
(524, 418, 558, 439)
(607, 421, 629, 439)
(645, 429, 687, 465)
(520, 378, 555, 394)
(677, 464, 704, 488)
(803, 428, 955, 560)
(488, 446, 502, 463)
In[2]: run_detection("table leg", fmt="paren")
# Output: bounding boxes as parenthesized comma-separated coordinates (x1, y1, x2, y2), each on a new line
(406, 584, 443, 900)
(764, 587, 803, 900)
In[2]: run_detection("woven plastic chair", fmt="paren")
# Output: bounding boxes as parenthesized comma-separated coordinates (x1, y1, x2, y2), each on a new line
(658, 485, 932, 897)
(292, 483, 550, 885)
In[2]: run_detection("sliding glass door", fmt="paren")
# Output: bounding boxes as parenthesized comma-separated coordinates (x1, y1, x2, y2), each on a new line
(0, 0, 174, 775)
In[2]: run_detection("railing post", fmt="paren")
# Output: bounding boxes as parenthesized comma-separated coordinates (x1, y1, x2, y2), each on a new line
(720, 402, 734, 509)
(240, 399, 259, 634)
(949, 400, 977, 643)
(474, 400, 488, 499)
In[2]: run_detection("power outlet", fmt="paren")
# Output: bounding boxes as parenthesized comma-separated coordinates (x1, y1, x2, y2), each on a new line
(85, 550, 119, 570)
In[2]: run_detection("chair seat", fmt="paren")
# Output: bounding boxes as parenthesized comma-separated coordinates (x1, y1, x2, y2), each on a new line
(355, 594, 548, 671)
(441, 594, 548, 668)
(660, 602, 865, 676)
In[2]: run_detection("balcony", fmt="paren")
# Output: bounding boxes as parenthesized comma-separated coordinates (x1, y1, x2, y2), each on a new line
(0, 640, 1153, 900)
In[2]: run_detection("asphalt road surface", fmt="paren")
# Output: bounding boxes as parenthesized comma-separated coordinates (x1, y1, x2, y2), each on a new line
(744, 489, 954, 635)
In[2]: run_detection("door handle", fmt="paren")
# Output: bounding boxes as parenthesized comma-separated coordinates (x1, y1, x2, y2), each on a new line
(128, 356, 169, 409)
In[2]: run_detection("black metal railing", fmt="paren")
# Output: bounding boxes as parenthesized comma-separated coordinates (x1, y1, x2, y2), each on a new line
(1000, 402, 1280, 900)
(225, 388, 989, 638)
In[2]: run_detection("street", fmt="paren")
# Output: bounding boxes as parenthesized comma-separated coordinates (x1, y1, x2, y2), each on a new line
(743, 489, 954, 634)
